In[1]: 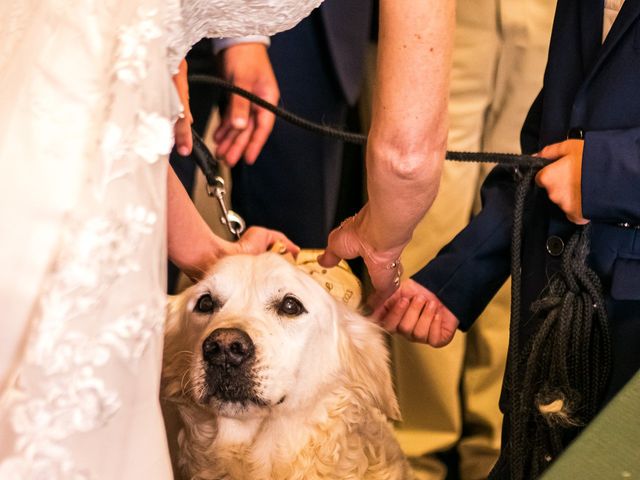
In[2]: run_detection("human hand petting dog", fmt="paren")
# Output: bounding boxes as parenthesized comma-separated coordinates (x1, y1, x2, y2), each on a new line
(536, 139, 589, 225)
(318, 206, 406, 310)
(214, 43, 279, 167)
(233, 226, 299, 257)
(374, 278, 459, 347)
(167, 166, 298, 283)
(177, 226, 299, 283)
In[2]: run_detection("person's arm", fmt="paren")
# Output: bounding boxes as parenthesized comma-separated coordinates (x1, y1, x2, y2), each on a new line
(167, 167, 299, 280)
(167, 166, 227, 280)
(375, 164, 517, 337)
(169, 59, 297, 280)
(319, 0, 455, 305)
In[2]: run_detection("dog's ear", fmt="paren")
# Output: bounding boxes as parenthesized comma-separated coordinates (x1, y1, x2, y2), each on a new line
(338, 308, 401, 421)
(162, 292, 191, 400)
(165, 293, 188, 344)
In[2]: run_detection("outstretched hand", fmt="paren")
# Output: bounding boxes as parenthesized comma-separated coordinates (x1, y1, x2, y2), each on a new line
(374, 278, 459, 347)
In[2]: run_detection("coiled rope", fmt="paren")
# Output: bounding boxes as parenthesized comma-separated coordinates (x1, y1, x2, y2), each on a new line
(188, 75, 612, 479)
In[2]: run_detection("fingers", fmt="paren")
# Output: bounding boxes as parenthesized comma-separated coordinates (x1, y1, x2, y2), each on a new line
(174, 116, 193, 156)
(535, 159, 589, 225)
(238, 227, 300, 256)
(266, 230, 300, 256)
(568, 215, 590, 225)
(380, 296, 410, 332)
(214, 86, 252, 164)
(317, 221, 360, 268)
(538, 141, 568, 160)
(243, 107, 276, 164)
(215, 117, 245, 164)
(227, 91, 252, 131)
(380, 295, 439, 344)
(428, 310, 460, 348)
(396, 297, 429, 336)
(172, 59, 193, 156)
(406, 299, 437, 342)
(214, 106, 274, 167)
(221, 117, 256, 167)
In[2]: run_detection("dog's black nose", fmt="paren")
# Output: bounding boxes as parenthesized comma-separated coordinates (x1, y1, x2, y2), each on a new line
(202, 328, 255, 367)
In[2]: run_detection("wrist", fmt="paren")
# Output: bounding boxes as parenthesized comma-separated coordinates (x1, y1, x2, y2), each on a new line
(350, 206, 407, 274)
(355, 203, 411, 255)
(172, 233, 231, 282)
(213, 36, 270, 55)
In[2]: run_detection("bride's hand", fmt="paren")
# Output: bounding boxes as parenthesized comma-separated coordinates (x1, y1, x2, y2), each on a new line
(233, 226, 300, 256)
(179, 226, 299, 283)
(172, 59, 194, 156)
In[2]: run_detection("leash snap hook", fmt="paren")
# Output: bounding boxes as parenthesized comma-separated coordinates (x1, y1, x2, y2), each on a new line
(206, 176, 246, 240)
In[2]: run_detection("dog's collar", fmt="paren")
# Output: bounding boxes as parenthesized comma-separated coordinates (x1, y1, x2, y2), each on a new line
(270, 244, 363, 310)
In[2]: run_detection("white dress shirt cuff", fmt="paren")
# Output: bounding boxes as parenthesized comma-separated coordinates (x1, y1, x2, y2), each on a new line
(212, 36, 271, 55)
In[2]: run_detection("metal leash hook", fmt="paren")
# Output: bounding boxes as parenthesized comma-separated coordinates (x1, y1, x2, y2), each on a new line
(205, 176, 246, 240)
(190, 129, 246, 240)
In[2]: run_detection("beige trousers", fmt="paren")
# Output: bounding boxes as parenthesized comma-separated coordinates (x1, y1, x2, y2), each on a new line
(392, 1, 555, 478)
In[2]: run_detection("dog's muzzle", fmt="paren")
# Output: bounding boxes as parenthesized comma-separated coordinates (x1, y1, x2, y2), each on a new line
(202, 328, 262, 405)
(203, 327, 255, 368)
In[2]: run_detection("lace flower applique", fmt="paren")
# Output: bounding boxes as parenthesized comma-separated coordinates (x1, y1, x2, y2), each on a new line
(114, 7, 163, 85)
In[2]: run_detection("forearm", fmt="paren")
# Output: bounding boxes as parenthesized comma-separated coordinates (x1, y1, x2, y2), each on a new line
(167, 166, 231, 279)
(364, 0, 454, 251)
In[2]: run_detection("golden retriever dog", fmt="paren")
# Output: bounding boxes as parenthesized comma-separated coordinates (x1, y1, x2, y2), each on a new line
(162, 252, 410, 480)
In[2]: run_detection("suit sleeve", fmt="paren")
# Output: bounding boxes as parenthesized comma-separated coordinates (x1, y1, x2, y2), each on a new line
(582, 127, 640, 224)
(411, 165, 517, 331)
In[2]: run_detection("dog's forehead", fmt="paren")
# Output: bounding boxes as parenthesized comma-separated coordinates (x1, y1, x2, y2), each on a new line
(202, 253, 324, 299)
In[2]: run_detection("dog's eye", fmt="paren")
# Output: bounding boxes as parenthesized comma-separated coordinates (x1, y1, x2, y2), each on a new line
(194, 294, 218, 314)
(277, 295, 307, 317)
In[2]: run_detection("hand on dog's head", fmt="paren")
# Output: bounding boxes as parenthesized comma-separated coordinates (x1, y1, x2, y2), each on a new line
(162, 252, 399, 421)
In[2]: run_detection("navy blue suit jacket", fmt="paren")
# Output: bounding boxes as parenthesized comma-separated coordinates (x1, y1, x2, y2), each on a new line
(320, 0, 372, 104)
(414, 0, 640, 396)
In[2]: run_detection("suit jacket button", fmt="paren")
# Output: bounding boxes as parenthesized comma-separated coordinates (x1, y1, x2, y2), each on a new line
(567, 127, 585, 139)
(546, 236, 564, 256)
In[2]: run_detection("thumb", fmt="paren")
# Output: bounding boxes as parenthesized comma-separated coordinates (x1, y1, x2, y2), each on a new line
(317, 248, 341, 268)
(174, 118, 193, 156)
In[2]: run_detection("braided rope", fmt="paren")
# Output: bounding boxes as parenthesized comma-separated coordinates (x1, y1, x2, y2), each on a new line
(507, 177, 612, 479)
(188, 75, 548, 168)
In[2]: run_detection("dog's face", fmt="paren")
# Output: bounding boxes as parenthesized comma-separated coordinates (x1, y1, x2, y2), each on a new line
(164, 253, 374, 421)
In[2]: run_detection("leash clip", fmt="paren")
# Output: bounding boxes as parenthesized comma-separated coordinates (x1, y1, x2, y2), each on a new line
(205, 176, 246, 240)
(191, 128, 246, 240)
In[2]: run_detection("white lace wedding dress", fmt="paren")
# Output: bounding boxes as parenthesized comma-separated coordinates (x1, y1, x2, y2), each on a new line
(0, 0, 321, 478)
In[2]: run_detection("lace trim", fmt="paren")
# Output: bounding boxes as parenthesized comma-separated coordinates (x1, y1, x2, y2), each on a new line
(166, 0, 323, 73)
(0, 6, 170, 477)
(0, 206, 165, 479)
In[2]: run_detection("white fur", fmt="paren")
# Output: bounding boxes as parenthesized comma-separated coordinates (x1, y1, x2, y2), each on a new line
(162, 253, 410, 479)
